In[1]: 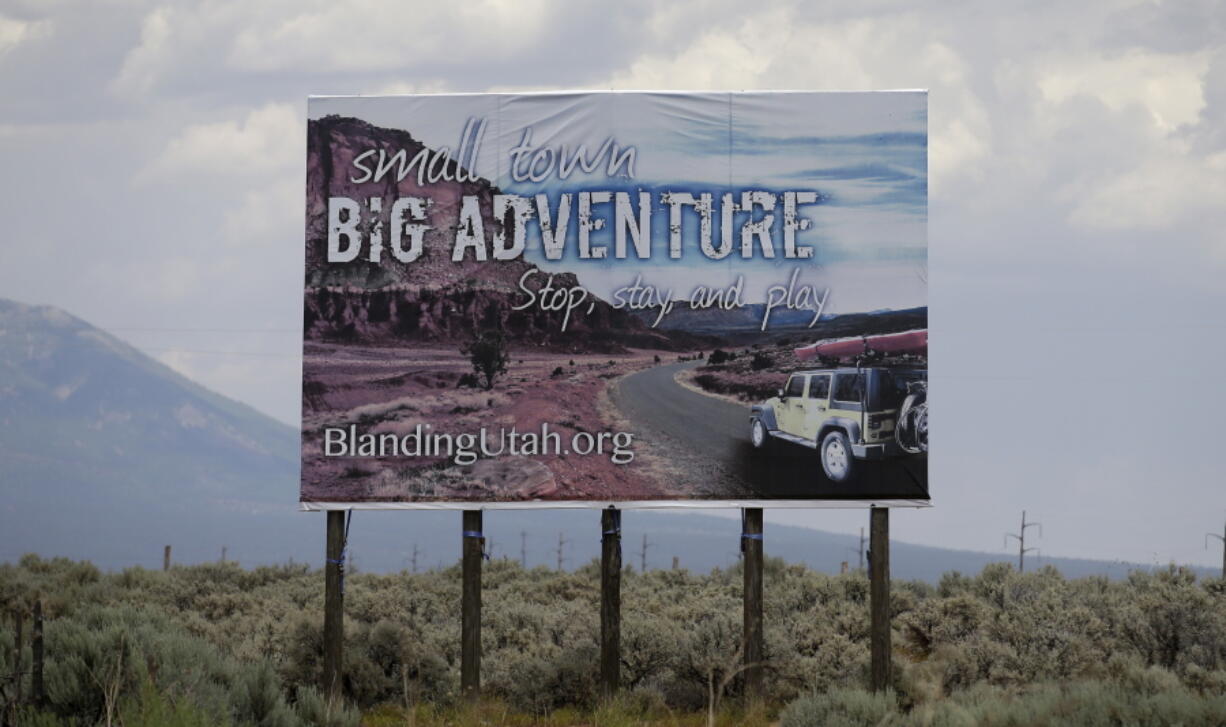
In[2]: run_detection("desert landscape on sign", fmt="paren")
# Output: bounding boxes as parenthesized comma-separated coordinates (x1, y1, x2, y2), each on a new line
(301, 116, 715, 502)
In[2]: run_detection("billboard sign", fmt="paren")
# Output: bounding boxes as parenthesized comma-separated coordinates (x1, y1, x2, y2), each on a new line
(301, 91, 928, 509)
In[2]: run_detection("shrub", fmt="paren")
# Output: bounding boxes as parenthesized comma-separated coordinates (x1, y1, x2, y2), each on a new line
(461, 330, 509, 390)
(294, 686, 361, 727)
(750, 352, 774, 370)
(5, 556, 1226, 720)
(232, 662, 297, 727)
(780, 688, 898, 727)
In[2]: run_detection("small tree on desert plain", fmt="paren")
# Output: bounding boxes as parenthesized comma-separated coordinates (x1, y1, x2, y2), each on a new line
(463, 329, 510, 390)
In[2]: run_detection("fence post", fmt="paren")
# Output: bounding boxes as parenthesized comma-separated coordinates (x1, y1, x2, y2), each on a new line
(742, 508, 763, 699)
(869, 507, 892, 691)
(12, 610, 22, 710)
(461, 510, 483, 701)
(323, 511, 345, 699)
(31, 600, 43, 708)
(600, 508, 622, 698)
(163, 545, 171, 572)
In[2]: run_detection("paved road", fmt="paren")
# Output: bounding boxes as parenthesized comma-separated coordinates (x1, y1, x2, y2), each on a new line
(613, 361, 928, 500)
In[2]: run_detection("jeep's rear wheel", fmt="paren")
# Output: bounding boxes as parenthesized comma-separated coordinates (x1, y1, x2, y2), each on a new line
(750, 418, 768, 449)
(821, 430, 855, 483)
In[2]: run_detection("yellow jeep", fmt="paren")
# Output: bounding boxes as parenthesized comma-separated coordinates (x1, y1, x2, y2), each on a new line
(749, 367, 927, 483)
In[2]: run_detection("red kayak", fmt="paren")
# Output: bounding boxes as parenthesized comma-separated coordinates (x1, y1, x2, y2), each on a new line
(795, 329, 927, 361)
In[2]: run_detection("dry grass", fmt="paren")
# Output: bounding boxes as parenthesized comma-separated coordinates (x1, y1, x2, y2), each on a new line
(360, 699, 775, 727)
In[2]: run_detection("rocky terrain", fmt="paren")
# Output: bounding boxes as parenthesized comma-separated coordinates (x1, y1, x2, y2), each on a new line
(300, 343, 680, 502)
(303, 116, 692, 353)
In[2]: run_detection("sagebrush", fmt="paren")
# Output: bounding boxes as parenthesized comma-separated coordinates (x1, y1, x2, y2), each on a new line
(1, 555, 1223, 725)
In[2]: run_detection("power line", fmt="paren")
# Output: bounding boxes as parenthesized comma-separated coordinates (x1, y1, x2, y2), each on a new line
(107, 327, 300, 334)
(141, 347, 299, 358)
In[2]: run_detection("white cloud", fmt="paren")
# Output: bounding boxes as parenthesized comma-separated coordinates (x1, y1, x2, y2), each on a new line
(157, 349, 301, 427)
(1069, 146, 1226, 233)
(371, 80, 452, 96)
(223, 178, 301, 249)
(143, 103, 302, 178)
(226, 0, 552, 72)
(0, 14, 49, 56)
(111, 6, 174, 97)
(1037, 50, 1210, 132)
(109, 0, 557, 95)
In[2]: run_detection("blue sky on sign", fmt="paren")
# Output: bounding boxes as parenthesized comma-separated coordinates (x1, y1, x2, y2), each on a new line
(313, 93, 927, 311)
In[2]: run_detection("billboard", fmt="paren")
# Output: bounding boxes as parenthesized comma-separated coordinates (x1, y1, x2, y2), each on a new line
(300, 91, 928, 509)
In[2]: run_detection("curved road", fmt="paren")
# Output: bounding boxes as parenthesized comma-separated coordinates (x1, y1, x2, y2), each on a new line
(613, 361, 928, 500)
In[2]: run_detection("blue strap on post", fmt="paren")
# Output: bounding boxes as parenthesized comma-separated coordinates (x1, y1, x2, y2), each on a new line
(602, 507, 621, 539)
(741, 533, 764, 541)
(328, 510, 354, 595)
(463, 530, 490, 560)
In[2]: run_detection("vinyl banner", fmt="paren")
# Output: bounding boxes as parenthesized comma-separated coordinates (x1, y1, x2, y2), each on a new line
(301, 91, 928, 509)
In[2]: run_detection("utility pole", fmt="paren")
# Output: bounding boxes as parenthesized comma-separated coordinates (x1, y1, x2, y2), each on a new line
(520, 530, 528, 568)
(846, 528, 866, 572)
(638, 533, 651, 572)
(1004, 510, 1042, 573)
(859, 527, 866, 571)
(1207, 522, 1226, 579)
(556, 532, 568, 571)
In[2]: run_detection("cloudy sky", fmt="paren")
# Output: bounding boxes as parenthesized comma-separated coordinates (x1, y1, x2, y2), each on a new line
(1, 0, 1224, 568)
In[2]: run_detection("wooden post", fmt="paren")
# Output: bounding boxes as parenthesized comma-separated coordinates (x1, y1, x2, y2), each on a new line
(600, 508, 622, 698)
(742, 508, 763, 699)
(461, 510, 483, 701)
(163, 545, 171, 571)
(12, 609, 23, 709)
(31, 600, 44, 707)
(869, 507, 891, 692)
(323, 510, 345, 700)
